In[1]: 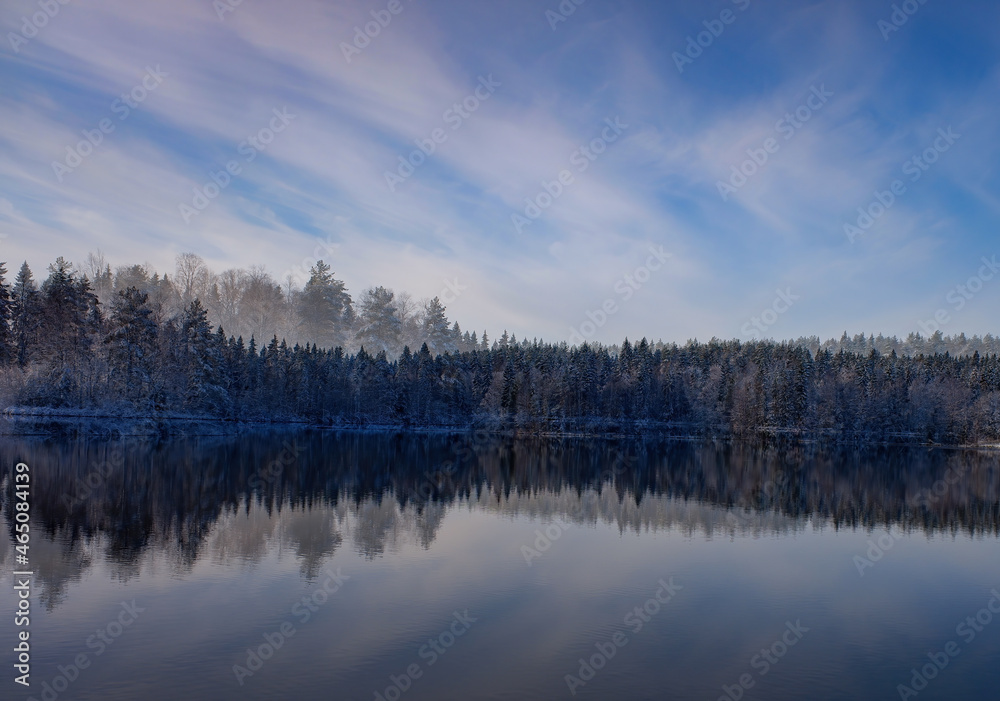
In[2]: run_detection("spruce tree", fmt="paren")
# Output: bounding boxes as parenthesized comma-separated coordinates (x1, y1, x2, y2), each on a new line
(0, 262, 13, 365)
(298, 260, 353, 349)
(182, 299, 225, 412)
(421, 297, 454, 356)
(105, 287, 158, 401)
(355, 286, 402, 357)
(11, 262, 40, 367)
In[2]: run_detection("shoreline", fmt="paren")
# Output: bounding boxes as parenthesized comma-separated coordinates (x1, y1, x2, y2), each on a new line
(4, 407, 1000, 451)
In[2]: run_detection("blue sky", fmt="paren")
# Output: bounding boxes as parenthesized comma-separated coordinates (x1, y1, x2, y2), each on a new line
(2, 0, 999, 344)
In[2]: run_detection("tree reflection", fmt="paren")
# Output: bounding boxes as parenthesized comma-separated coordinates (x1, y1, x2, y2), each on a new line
(2, 432, 999, 609)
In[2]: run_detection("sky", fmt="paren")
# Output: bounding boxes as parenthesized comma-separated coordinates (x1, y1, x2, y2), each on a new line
(2, 0, 999, 346)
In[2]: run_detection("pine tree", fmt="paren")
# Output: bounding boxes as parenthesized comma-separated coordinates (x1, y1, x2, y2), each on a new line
(40, 257, 78, 366)
(355, 286, 402, 357)
(182, 299, 225, 412)
(298, 260, 353, 349)
(105, 287, 158, 401)
(11, 262, 40, 367)
(0, 262, 13, 365)
(421, 297, 455, 356)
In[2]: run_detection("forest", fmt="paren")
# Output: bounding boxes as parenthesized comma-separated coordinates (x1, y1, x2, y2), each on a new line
(3, 253, 1000, 444)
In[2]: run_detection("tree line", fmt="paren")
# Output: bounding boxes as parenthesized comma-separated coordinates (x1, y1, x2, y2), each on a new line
(3, 254, 1000, 443)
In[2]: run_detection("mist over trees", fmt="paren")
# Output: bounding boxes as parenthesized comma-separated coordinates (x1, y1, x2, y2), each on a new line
(788, 331, 1000, 359)
(4, 252, 1000, 443)
(75, 250, 473, 355)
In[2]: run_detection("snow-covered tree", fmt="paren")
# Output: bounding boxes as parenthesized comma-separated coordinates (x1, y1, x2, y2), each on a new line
(182, 299, 225, 412)
(10, 262, 39, 367)
(84, 250, 113, 303)
(421, 297, 455, 355)
(298, 260, 353, 348)
(105, 287, 158, 400)
(0, 262, 13, 365)
(355, 286, 402, 357)
(39, 257, 99, 369)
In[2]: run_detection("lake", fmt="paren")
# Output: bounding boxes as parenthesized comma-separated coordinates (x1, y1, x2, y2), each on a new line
(2, 431, 1000, 700)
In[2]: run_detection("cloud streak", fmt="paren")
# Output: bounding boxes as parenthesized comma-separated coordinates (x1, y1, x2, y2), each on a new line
(2, 0, 999, 343)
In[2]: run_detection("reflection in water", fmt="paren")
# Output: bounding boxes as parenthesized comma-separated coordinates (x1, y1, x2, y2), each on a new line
(2, 432, 999, 609)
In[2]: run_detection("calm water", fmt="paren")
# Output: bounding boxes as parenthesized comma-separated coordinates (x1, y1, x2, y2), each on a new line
(2, 431, 1000, 700)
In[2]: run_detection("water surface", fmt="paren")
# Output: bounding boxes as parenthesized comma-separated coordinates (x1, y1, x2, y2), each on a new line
(2, 432, 1000, 700)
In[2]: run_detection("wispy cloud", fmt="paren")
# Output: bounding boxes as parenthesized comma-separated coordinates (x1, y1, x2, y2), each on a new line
(2, 0, 999, 342)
